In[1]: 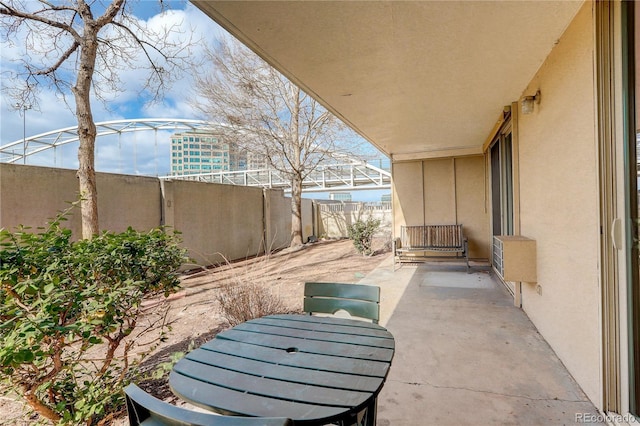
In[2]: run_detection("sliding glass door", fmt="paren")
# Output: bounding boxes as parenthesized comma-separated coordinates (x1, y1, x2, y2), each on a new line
(490, 119, 515, 295)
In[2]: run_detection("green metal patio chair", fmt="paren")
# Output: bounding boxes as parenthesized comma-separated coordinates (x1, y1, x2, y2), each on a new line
(303, 282, 381, 324)
(124, 384, 293, 426)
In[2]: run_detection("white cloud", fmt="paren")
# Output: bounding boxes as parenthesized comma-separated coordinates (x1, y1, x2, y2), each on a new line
(93, 129, 174, 176)
(1, 1, 221, 173)
(92, 4, 221, 116)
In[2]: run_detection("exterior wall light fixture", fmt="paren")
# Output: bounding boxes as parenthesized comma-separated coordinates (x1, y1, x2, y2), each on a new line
(521, 90, 541, 115)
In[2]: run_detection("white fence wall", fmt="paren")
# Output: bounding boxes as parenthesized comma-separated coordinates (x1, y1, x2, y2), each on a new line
(315, 201, 392, 239)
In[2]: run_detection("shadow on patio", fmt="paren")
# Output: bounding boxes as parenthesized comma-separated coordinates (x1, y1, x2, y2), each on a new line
(360, 258, 603, 425)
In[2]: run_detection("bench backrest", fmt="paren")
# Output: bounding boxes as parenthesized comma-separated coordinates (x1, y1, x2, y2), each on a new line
(125, 384, 293, 426)
(303, 282, 380, 324)
(402, 224, 464, 248)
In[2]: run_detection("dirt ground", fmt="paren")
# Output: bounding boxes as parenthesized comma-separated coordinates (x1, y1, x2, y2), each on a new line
(1, 237, 391, 425)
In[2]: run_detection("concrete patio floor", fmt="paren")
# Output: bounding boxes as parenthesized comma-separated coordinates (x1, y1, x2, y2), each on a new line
(361, 257, 604, 426)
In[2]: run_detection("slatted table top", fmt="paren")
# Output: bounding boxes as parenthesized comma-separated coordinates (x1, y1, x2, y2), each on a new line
(169, 314, 395, 425)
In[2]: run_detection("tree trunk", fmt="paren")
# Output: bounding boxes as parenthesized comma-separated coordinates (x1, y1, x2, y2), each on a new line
(289, 87, 304, 247)
(73, 32, 100, 239)
(290, 173, 304, 246)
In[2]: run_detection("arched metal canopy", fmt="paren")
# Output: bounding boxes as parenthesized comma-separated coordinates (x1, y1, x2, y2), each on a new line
(0, 117, 390, 192)
(0, 118, 210, 163)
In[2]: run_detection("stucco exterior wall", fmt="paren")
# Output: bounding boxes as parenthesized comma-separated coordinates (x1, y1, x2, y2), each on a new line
(455, 156, 490, 259)
(393, 161, 424, 227)
(0, 164, 305, 266)
(517, 2, 601, 405)
(423, 158, 456, 222)
(392, 155, 490, 259)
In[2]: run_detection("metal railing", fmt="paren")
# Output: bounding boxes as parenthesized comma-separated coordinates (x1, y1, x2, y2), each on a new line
(317, 202, 392, 212)
(1, 118, 391, 193)
(163, 160, 391, 192)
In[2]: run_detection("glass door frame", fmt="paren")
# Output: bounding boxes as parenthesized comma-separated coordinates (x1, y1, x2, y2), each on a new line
(490, 117, 514, 239)
(490, 116, 517, 301)
(623, 0, 640, 416)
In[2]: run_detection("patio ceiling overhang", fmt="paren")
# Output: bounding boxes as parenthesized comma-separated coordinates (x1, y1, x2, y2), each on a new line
(191, 1, 584, 161)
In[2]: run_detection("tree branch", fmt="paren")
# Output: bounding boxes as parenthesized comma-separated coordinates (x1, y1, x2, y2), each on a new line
(95, 0, 124, 28)
(109, 20, 169, 77)
(33, 40, 79, 76)
(0, 1, 80, 40)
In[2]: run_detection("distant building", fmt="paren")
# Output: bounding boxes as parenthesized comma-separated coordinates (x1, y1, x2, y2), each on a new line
(329, 192, 352, 202)
(246, 151, 268, 170)
(381, 193, 391, 202)
(170, 131, 247, 175)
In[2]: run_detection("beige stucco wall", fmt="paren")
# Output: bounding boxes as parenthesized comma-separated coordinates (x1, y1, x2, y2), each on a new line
(265, 194, 314, 247)
(0, 164, 310, 266)
(424, 158, 456, 222)
(168, 180, 266, 265)
(392, 155, 490, 260)
(393, 161, 424, 227)
(455, 156, 490, 258)
(0, 164, 161, 235)
(517, 2, 601, 405)
(302, 198, 314, 242)
(266, 189, 291, 251)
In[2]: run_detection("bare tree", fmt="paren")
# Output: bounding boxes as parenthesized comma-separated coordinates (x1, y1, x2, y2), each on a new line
(0, 0, 196, 239)
(194, 36, 358, 247)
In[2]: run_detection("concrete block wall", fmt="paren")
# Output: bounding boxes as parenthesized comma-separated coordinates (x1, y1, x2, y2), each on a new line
(0, 163, 306, 266)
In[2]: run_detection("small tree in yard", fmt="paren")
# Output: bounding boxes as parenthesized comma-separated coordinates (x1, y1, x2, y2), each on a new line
(0, 0, 196, 239)
(0, 213, 187, 425)
(348, 217, 381, 256)
(193, 35, 366, 247)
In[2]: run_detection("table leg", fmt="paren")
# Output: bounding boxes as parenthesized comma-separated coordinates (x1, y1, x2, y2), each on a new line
(364, 397, 377, 426)
(336, 397, 378, 426)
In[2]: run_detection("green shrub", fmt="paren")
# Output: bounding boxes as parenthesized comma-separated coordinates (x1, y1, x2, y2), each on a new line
(347, 217, 381, 256)
(0, 214, 187, 425)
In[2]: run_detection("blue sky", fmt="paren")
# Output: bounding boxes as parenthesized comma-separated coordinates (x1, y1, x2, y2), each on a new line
(0, 1, 388, 202)
(1, 1, 214, 170)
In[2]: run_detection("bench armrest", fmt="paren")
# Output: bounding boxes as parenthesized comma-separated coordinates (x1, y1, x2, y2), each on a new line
(393, 237, 402, 254)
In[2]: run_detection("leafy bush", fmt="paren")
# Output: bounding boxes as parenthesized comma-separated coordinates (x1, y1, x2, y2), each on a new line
(347, 217, 381, 256)
(0, 215, 187, 425)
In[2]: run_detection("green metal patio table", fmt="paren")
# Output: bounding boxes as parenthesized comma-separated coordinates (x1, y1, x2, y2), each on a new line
(169, 314, 395, 425)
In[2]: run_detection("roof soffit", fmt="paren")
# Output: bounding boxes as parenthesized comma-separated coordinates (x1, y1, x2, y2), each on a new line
(192, 1, 585, 158)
